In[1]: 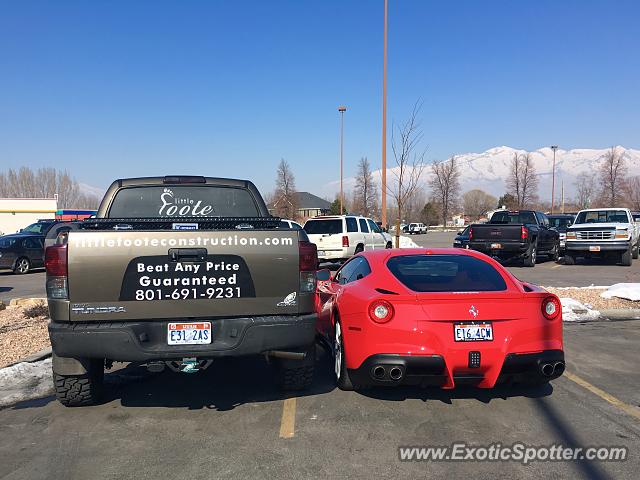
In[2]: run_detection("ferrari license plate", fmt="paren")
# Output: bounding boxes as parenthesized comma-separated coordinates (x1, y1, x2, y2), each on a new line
(454, 322, 494, 342)
(167, 322, 212, 345)
(490, 243, 502, 249)
(589, 246, 601, 252)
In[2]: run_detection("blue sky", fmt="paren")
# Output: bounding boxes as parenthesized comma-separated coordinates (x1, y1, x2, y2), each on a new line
(1, 0, 638, 197)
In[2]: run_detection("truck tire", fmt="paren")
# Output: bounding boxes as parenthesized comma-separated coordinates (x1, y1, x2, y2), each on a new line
(275, 345, 315, 391)
(549, 243, 560, 262)
(53, 359, 104, 407)
(523, 243, 537, 267)
(633, 244, 639, 260)
(564, 254, 575, 265)
(621, 246, 632, 267)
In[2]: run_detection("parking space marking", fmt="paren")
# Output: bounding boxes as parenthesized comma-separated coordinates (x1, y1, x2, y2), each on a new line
(551, 264, 562, 269)
(565, 371, 640, 421)
(279, 397, 297, 438)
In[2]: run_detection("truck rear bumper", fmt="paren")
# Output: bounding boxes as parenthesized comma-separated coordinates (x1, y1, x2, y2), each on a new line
(566, 241, 630, 252)
(468, 242, 528, 258)
(49, 314, 317, 362)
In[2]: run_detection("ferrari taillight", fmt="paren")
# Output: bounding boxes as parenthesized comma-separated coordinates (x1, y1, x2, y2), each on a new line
(368, 300, 394, 323)
(542, 296, 561, 320)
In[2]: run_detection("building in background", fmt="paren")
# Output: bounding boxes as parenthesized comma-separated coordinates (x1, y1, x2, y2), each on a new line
(56, 209, 96, 221)
(0, 198, 58, 235)
(269, 191, 331, 221)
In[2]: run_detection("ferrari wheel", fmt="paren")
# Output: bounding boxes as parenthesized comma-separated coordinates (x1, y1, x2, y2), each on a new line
(334, 321, 355, 391)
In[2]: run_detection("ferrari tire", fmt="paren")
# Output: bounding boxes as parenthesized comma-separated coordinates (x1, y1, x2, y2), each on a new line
(334, 321, 356, 391)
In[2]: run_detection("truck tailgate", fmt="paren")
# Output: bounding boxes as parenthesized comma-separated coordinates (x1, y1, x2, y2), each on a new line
(66, 230, 301, 321)
(472, 224, 523, 242)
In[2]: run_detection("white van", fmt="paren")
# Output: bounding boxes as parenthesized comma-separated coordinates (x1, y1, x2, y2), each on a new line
(303, 215, 392, 261)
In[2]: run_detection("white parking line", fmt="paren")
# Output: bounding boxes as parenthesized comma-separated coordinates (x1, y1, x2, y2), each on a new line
(279, 397, 297, 438)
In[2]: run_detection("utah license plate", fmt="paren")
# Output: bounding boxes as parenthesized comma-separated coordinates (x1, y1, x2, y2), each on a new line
(167, 322, 212, 345)
(454, 322, 494, 342)
(317, 250, 327, 257)
(589, 246, 601, 252)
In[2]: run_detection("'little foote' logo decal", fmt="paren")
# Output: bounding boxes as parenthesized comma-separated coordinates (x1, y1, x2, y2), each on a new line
(159, 188, 215, 216)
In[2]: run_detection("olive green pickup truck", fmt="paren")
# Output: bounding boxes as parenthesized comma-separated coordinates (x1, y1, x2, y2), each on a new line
(46, 176, 318, 406)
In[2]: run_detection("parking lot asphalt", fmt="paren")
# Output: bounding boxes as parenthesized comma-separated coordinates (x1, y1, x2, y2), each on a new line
(0, 269, 46, 303)
(0, 320, 638, 479)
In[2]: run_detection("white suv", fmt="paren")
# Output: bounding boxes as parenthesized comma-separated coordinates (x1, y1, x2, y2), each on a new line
(303, 215, 392, 262)
(405, 222, 428, 234)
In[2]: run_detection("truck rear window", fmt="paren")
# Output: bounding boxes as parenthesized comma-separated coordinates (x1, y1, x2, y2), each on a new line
(304, 219, 342, 235)
(491, 211, 536, 224)
(108, 186, 259, 218)
(575, 210, 629, 224)
(386, 255, 507, 292)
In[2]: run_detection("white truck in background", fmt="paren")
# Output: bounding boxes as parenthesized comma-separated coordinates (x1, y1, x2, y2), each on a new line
(564, 208, 639, 266)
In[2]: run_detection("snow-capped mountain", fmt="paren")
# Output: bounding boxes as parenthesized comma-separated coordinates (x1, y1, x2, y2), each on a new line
(325, 146, 640, 202)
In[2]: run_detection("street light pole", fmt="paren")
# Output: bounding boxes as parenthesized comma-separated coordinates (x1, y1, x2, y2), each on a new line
(381, 0, 388, 228)
(550, 145, 558, 214)
(338, 106, 347, 215)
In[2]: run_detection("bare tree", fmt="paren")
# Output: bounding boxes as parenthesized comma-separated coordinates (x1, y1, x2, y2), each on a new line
(388, 102, 426, 247)
(506, 152, 538, 208)
(462, 189, 497, 221)
(352, 157, 379, 217)
(625, 176, 640, 211)
(574, 172, 597, 209)
(598, 147, 628, 206)
(272, 159, 299, 220)
(430, 156, 461, 227)
(0, 167, 100, 208)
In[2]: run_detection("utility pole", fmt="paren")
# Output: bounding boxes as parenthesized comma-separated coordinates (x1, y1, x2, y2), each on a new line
(380, 0, 388, 227)
(550, 145, 558, 214)
(561, 179, 565, 214)
(338, 106, 347, 215)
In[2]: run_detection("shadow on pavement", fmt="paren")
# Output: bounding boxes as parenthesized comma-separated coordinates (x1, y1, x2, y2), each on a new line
(358, 382, 554, 404)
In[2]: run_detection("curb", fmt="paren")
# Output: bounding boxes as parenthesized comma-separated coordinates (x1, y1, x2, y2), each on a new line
(5, 347, 52, 369)
(599, 309, 640, 321)
(8, 297, 48, 307)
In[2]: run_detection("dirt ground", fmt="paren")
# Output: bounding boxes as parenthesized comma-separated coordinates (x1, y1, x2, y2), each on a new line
(545, 287, 639, 311)
(0, 304, 50, 369)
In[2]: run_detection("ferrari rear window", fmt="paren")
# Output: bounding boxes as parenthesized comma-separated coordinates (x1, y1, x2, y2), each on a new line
(386, 255, 507, 292)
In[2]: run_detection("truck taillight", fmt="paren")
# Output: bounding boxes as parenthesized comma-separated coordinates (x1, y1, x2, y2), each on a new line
(521, 226, 529, 240)
(469, 227, 473, 240)
(45, 244, 68, 299)
(299, 240, 318, 293)
(342, 235, 350, 248)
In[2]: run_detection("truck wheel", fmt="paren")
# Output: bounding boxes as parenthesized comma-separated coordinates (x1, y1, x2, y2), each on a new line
(53, 359, 104, 407)
(13, 257, 30, 275)
(275, 345, 315, 391)
(633, 244, 639, 260)
(334, 320, 356, 391)
(354, 244, 364, 254)
(564, 254, 575, 265)
(523, 243, 537, 267)
(621, 246, 632, 267)
(550, 243, 560, 262)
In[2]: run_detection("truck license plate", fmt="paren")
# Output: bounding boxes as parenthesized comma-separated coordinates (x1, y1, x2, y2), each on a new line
(490, 243, 502, 249)
(317, 250, 326, 257)
(454, 322, 494, 342)
(589, 246, 601, 252)
(167, 322, 212, 345)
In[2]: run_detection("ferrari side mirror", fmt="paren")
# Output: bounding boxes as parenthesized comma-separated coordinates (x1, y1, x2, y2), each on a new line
(316, 269, 332, 282)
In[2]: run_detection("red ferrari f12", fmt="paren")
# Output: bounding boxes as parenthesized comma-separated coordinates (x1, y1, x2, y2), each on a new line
(315, 248, 564, 390)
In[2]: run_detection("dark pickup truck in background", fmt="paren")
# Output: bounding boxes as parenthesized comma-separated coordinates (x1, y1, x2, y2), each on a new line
(468, 210, 560, 267)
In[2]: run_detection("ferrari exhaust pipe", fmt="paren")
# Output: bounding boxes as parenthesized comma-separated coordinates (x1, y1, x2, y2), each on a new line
(553, 361, 565, 376)
(389, 367, 403, 381)
(372, 366, 386, 379)
(540, 363, 555, 377)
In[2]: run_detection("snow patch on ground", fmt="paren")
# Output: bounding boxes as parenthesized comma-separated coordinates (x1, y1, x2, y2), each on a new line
(560, 297, 602, 322)
(0, 358, 53, 408)
(398, 236, 420, 248)
(601, 283, 640, 302)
